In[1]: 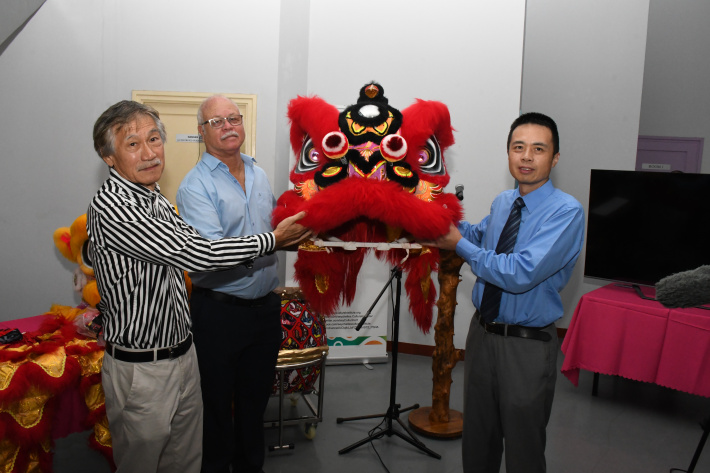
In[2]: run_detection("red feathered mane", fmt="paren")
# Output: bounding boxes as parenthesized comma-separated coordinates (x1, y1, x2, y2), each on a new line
(273, 82, 462, 332)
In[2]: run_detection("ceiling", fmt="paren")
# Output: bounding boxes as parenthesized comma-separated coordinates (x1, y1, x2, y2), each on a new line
(0, 0, 45, 55)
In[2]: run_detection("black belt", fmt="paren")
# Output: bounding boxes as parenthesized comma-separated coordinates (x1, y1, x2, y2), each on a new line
(192, 286, 271, 307)
(476, 312, 552, 342)
(105, 333, 192, 363)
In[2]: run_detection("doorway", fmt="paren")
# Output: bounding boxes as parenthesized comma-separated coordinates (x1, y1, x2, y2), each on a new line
(636, 136, 704, 173)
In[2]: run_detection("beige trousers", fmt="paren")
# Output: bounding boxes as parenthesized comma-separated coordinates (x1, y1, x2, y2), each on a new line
(102, 344, 203, 473)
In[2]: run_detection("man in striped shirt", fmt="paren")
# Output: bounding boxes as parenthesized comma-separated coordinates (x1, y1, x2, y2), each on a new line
(88, 100, 310, 473)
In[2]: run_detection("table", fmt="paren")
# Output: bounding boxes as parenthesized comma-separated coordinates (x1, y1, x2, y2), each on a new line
(0, 306, 112, 472)
(561, 283, 710, 398)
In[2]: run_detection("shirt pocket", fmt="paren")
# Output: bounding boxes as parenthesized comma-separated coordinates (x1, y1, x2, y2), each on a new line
(253, 192, 275, 228)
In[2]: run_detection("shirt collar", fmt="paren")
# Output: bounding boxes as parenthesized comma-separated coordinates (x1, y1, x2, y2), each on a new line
(516, 180, 555, 214)
(201, 152, 256, 171)
(108, 167, 161, 198)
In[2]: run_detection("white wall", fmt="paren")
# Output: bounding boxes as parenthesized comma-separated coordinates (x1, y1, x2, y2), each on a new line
(639, 0, 710, 173)
(274, 0, 311, 288)
(0, 0, 293, 320)
(521, 0, 650, 326)
(0, 0, 654, 345)
(0, 0, 526, 351)
(297, 0, 526, 347)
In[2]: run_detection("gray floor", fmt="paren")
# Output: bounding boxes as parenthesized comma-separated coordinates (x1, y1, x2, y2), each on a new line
(53, 343, 710, 472)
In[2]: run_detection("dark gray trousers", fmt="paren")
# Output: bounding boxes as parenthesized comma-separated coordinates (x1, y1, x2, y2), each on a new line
(462, 314, 558, 473)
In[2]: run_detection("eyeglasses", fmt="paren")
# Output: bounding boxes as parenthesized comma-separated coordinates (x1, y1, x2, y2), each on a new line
(201, 115, 243, 129)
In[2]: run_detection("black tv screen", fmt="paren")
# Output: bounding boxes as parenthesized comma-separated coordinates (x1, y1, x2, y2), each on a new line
(584, 169, 710, 286)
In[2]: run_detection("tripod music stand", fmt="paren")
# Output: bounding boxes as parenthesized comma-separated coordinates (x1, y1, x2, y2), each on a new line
(336, 266, 441, 459)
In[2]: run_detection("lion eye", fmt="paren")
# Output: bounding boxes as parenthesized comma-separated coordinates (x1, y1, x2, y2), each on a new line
(322, 132, 349, 159)
(417, 136, 445, 175)
(296, 136, 322, 173)
(380, 134, 408, 162)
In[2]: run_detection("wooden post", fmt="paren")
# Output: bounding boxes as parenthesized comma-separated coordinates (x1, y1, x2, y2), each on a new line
(408, 249, 465, 438)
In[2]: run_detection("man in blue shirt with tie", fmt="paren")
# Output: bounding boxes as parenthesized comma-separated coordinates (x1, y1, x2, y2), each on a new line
(429, 112, 585, 473)
(177, 95, 287, 473)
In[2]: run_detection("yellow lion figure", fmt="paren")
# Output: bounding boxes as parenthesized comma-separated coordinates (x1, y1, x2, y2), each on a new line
(53, 214, 101, 307)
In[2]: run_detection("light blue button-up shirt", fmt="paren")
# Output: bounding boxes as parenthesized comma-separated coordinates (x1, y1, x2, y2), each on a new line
(455, 180, 585, 327)
(176, 152, 278, 299)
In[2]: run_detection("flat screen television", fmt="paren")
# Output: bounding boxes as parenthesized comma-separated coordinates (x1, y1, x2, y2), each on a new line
(584, 169, 710, 287)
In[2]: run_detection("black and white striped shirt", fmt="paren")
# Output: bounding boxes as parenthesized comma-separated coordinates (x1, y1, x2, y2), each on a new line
(88, 169, 275, 349)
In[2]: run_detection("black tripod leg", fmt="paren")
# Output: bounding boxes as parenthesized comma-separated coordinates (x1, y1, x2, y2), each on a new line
(338, 429, 388, 455)
(394, 417, 427, 447)
(390, 428, 442, 459)
(338, 403, 418, 424)
(398, 403, 420, 415)
(339, 421, 441, 459)
(337, 412, 388, 423)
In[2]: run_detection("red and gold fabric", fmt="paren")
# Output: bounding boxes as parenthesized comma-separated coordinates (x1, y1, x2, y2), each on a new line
(0, 306, 113, 472)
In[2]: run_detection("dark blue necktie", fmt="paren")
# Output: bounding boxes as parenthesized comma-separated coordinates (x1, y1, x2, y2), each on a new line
(479, 197, 525, 323)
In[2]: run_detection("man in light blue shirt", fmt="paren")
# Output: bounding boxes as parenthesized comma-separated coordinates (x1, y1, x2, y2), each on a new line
(176, 95, 287, 473)
(429, 112, 584, 473)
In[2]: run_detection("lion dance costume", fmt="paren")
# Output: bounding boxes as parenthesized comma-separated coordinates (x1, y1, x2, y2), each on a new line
(272, 82, 463, 333)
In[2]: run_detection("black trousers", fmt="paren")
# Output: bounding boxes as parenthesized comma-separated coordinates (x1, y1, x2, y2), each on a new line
(190, 290, 281, 473)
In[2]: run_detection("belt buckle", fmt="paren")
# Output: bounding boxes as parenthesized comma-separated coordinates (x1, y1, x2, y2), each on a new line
(480, 313, 507, 337)
(487, 321, 509, 337)
(168, 344, 178, 360)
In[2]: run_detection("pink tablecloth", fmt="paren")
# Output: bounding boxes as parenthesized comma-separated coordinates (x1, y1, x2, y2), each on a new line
(0, 313, 49, 332)
(561, 284, 710, 398)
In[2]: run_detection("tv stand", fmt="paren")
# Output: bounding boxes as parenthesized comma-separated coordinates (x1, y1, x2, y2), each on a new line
(614, 283, 657, 301)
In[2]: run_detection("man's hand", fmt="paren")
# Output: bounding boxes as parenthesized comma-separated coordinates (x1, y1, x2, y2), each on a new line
(273, 211, 314, 250)
(419, 223, 462, 251)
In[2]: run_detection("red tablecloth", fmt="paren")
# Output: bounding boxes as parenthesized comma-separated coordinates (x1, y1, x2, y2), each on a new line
(561, 284, 710, 397)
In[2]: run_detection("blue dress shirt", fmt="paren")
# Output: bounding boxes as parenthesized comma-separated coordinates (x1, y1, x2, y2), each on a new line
(455, 180, 585, 327)
(176, 153, 279, 299)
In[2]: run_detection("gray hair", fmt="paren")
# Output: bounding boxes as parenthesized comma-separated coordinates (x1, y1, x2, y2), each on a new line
(93, 100, 166, 159)
(197, 95, 241, 127)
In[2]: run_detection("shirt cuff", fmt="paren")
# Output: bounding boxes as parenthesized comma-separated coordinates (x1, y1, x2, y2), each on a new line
(263, 232, 276, 253)
(456, 236, 478, 261)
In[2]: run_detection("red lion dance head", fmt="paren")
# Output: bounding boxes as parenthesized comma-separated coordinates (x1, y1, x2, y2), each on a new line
(272, 82, 462, 333)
